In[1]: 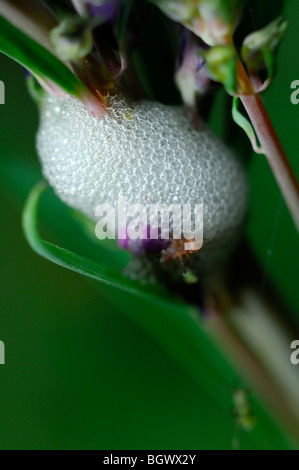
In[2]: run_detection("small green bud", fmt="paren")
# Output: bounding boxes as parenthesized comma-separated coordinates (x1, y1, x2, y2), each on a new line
(151, 0, 244, 46)
(203, 45, 237, 95)
(175, 35, 211, 107)
(50, 17, 93, 61)
(241, 16, 288, 77)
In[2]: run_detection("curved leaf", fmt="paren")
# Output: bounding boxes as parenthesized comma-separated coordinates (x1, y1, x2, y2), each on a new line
(0, 14, 88, 98)
(22, 180, 177, 304)
(232, 97, 264, 154)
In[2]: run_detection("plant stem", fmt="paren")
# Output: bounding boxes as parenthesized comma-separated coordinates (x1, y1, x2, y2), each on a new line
(238, 63, 299, 232)
(206, 295, 299, 447)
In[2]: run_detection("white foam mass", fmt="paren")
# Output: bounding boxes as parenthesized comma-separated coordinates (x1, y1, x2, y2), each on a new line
(37, 94, 248, 260)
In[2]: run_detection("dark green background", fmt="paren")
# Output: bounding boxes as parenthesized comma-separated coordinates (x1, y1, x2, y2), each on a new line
(0, 0, 298, 450)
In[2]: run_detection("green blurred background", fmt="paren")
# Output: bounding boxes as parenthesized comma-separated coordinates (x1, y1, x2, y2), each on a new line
(0, 0, 298, 450)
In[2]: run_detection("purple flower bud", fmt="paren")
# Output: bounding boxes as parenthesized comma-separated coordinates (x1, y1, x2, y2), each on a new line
(175, 31, 212, 106)
(86, 0, 121, 22)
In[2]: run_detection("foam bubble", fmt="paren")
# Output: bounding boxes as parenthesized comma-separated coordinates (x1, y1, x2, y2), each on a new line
(37, 94, 248, 270)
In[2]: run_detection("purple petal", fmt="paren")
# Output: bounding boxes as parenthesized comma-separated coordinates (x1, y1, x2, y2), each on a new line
(87, 0, 120, 22)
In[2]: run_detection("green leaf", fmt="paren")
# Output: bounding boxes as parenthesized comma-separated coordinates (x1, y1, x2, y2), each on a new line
(0, 14, 88, 98)
(22, 180, 177, 304)
(232, 97, 264, 154)
(117, 0, 134, 48)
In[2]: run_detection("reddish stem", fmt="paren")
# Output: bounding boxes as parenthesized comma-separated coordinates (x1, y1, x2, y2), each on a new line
(238, 63, 299, 232)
